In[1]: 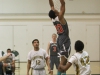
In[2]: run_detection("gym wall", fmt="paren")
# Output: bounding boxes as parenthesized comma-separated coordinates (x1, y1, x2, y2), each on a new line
(0, 0, 100, 62)
(0, 0, 100, 14)
(0, 15, 100, 62)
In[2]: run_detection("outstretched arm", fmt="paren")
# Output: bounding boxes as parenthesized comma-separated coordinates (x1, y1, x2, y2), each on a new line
(59, 0, 65, 19)
(60, 55, 77, 71)
(59, 62, 72, 71)
(49, 0, 54, 10)
(0, 53, 11, 61)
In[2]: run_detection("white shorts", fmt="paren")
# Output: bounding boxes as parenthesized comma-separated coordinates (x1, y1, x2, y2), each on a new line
(32, 69, 46, 75)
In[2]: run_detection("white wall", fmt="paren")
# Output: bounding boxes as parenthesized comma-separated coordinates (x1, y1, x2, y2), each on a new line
(0, 0, 100, 14)
(0, 14, 100, 62)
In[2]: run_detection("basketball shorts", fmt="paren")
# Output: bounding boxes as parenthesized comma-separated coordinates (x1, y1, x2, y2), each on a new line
(50, 56, 60, 70)
(32, 69, 46, 75)
(57, 38, 71, 59)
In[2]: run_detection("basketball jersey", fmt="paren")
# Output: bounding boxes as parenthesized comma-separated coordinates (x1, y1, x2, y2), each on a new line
(27, 48, 48, 70)
(69, 51, 91, 75)
(50, 41, 58, 56)
(4, 53, 15, 63)
(52, 16, 69, 37)
(52, 16, 70, 50)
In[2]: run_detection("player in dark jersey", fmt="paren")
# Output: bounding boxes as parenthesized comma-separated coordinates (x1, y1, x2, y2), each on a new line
(48, 0, 71, 75)
(47, 33, 60, 75)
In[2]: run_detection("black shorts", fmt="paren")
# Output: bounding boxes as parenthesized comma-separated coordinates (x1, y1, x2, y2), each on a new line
(50, 56, 60, 70)
(57, 36, 71, 59)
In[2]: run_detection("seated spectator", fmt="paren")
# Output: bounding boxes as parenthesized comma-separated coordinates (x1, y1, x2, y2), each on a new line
(3, 49, 15, 75)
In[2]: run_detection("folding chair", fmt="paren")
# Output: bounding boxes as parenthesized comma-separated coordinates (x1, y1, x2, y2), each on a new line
(2, 51, 4, 56)
(11, 50, 20, 69)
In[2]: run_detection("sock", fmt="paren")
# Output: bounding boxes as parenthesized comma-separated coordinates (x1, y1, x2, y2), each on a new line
(12, 72, 15, 75)
(57, 71, 61, 75)
(4, 72, 6, 75)
(61, 73, 66, 75)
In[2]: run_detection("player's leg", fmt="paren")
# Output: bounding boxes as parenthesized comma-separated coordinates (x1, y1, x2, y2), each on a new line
(59, 56, 67, 75)
(61, 43, 71, 75)
(12, 63, 15, 75)
(0, 62, 3, 75)
(50, 56, 54, 75)
(57, 38, 62, 75)
(58, 40, 71, 75)
(55, 56, 60, 75)
(3, 63, 6, 75)
(55, 56, 60, 69)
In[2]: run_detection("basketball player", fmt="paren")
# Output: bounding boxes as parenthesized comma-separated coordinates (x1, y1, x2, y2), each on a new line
(48, 0, 71, 75)
(59, 40, 91, 75)
(47, 33, 60, 75)
(3, 48, 15, 75)
(27, 39, 50, 75)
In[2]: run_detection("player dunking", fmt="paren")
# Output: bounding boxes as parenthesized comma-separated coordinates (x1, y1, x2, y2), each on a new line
(48, 0, 71, 75)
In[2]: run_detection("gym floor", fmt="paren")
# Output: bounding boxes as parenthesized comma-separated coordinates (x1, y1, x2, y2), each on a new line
(15, 62, 100, 75)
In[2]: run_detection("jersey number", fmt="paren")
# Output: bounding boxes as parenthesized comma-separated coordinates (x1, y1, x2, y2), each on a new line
(36, 60, 41, 65)
(53, 46, 57, 52)
(55, 24, 64, 34)
(80, 56, 90, 66)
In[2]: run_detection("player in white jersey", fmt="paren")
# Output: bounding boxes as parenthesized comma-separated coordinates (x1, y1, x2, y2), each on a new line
(59, 40, 91, 75)
(27, 39, 50, 75)
(3, 48, 15, 75)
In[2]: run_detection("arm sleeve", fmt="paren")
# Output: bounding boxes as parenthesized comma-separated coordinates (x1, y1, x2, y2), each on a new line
(27, 52, 31, 60)
(68, 55, 77, 64)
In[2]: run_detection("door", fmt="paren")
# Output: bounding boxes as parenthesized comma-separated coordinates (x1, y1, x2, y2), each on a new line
(71, 24, 86, 55)
(13, 26, 27, 62)
(86, 25, 100, 61)
(0, 26, 13, 52)
(42, 25, 56, 50)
